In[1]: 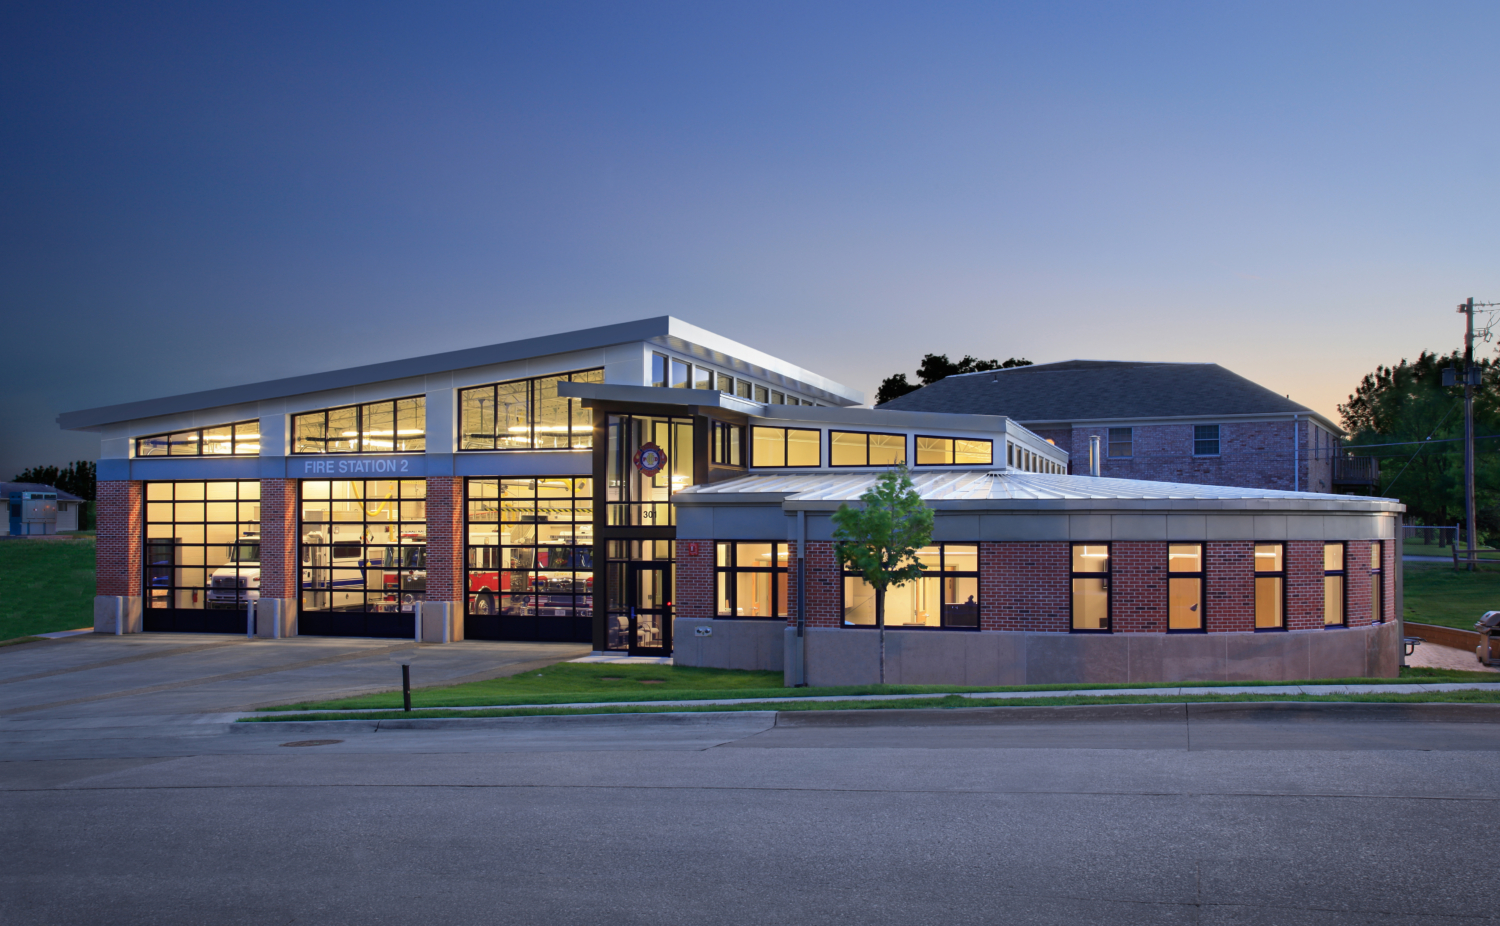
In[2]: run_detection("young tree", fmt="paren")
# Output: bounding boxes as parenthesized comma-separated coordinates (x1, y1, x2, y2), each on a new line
(830, 466, 934, 684)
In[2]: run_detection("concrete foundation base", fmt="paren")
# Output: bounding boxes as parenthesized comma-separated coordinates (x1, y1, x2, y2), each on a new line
(779, 622, 1402, 687)
(672, 618, 785, 672)
(254, 598, 297, 638)
(419, 602, 463, 643)
(93, 596, 142, 634)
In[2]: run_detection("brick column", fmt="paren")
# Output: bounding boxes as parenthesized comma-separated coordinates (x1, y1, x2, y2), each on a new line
(96, 481, 141, 596)
(791, 541, 842, 628)
(418, 476, 464, 643)
(94, 481, 142, 633)
(1286, 540, 1324, 630)
(1205, 541, 1254, 632)
(424, 476, 463, 603)
(1112, 542, 1166, 633)
(981, 542, 1070, 632)
(674, 539, 713, 620)
(1345, 540, 1373, 627)
(255, 479, 298, 637)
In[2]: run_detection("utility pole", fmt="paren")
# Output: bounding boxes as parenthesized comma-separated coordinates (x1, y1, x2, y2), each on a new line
(1461, 297, 1478, 572)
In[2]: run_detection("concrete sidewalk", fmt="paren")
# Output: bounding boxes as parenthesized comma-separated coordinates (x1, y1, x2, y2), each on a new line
(247, 679, 1500, 719)
(0, 633, 589, 723)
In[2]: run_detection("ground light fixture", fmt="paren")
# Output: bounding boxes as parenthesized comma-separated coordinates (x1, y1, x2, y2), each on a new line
(389, 648, 417, 711)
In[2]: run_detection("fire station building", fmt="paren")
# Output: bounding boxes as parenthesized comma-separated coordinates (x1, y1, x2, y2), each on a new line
(61, 317, 1402, 685)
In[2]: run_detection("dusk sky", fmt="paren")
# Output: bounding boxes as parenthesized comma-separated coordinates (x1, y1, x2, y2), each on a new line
(3, 1, 1498, 480)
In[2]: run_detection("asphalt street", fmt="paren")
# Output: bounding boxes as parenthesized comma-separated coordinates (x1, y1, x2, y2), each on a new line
(5, 705, 1500, 925)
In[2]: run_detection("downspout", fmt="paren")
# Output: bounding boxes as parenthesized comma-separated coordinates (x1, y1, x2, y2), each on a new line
(794, 509, 808, 686)
(1293, 415, 1299, 492)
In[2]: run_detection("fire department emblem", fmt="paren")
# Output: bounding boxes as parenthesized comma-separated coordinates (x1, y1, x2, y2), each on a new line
(634, 442, 667, 476)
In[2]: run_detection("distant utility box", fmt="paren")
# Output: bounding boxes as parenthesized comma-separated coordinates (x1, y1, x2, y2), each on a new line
(8, 491, 57, 535)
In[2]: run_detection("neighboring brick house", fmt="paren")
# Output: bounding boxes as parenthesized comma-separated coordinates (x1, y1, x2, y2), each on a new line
(876, 360, 1351, 492)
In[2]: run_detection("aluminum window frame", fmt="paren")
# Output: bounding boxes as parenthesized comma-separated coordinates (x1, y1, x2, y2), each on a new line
(1254, 542, 1287, 631)
(1167, 542, 1206, 633)
(709, 420, 744, 467)
(293, 397, 426, 455)
(1370, 540, 1384, 623)
(1070, 542, 1111, 633)
(143, 480, 262, 612)
(828, 430, 908, 468)
(839, 543, 980, 630)
(714, 542, 789, 620)
(136, 420, 261, 458)
(1323, 541, 1347, 627)
(750, 426, 823, 468)
(298, 478, 428, 616)
(458, 369, 603, 452)
(463, 477, 594, 621)
(913, 435, 993, 467)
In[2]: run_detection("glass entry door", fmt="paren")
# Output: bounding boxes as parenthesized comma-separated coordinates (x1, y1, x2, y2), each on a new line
(629, 563, 671, 656)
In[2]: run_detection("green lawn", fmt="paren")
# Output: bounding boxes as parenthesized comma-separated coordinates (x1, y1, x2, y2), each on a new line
(0, 538, 95, 640)
(266, 660, 1498, 714)
(243, 687, 1500, 723)
(1402, 561, 1500, 630)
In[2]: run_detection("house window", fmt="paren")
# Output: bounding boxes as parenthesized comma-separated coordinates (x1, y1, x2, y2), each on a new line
(715, 542, 788, 618)
(650, 353, 690, 388)
(842, 544, 978, 629)
(1194, 424, 1220, 456)
(1324, 542, 1346, 626)
(830, 431, 907, 467)
(459, 370, 602, 451)
(1071, 543, 1110, 631)
(694, 367, 713, 390)
(1108, 427, 1133, 458)
(1168, 543, 1204, 631)
(735, 380, 752, 399)
(1254, 544, 1285, 629)
(754, 385, 769, 403)
(294, 398, 425, 454)
(710, 421, 744, 466)
(137, 420, 261, 458)
(1370, 541, 1384, 623)
(716, 372, 733, 393)
(750, 426, 821, 467)
(915, 436, 992, 466)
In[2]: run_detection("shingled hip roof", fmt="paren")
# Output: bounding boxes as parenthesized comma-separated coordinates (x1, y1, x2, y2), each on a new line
(876, 360, 1334, 430)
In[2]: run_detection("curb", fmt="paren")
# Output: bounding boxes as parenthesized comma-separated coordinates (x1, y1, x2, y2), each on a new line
(228, 710, 780, 734)
(229, 700, 1500, 732)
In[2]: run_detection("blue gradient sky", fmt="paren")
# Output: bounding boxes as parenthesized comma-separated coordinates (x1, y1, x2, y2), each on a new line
(3, 2, 1498, 478)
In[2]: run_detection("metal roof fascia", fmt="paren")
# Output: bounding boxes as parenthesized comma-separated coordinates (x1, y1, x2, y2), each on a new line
(57, 317, 682, 431)
(1019, 410, 1346, 437)
(655, 318, 863, 405)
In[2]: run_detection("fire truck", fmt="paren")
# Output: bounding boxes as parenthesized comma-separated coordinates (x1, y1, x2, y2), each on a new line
(467, 545, 593, 616)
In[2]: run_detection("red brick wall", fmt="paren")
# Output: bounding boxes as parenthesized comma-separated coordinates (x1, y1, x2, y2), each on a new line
(258, 479, 297, 600)
(96, 481, 141, 596)
(1344, 540, 1373, 628)
(980, 542, 1071, 632)
(1205, 542, 1254, 632)
(1286, 540, 1325, 630)
(669, 536, 1376, 635)
(1063, 420, 1321, 491)
(1111, 542, 1166, 632)
(791, 541, 843, 628)
(675, 539, 714, 619)
(425, 477, 463, 602)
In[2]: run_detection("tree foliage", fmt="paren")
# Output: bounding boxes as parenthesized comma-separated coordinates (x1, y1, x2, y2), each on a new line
(875, 353, 1032, 406)
(830, 466, 934, 683)
(12, 460, 96, 501)
(1339, 350, 1500, 531)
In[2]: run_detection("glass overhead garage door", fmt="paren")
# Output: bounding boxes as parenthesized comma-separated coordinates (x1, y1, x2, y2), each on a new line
(299, 479, 427, 638)
(143, 481, 261, 633)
